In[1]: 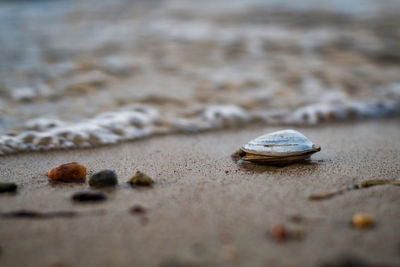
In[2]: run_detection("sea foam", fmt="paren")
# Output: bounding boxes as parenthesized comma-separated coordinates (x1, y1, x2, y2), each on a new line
(0, 99, 399, 155)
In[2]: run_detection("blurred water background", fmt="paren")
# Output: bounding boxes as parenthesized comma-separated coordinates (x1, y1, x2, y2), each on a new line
(0, 0, 399, 154)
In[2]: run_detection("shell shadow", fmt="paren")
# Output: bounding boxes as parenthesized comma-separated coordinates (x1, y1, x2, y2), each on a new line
(235, 159, 322, 174)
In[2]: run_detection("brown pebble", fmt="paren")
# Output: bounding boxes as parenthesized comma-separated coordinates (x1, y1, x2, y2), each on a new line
(352, 213, 375, 229)
(270, 224, 287, 242)
(48, 162, 86, 182)
(128, 171, 154, 187)
(130, 205, 146, 215)
(269, 224, 303, 242)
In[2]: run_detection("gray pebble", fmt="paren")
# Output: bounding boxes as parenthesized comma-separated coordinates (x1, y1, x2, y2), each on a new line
(89, 170, 118, 188)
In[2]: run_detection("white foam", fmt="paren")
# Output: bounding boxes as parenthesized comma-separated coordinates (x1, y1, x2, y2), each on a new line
(0, 99, 399, 155)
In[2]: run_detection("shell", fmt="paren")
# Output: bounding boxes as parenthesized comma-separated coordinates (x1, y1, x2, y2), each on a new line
(239, 129, 321, 164)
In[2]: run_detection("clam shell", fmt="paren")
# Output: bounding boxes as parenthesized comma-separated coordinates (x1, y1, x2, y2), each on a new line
(239, 129, 321, 164)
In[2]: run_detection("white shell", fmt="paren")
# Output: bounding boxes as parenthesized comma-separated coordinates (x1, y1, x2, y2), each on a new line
(240, 129, 320, 164)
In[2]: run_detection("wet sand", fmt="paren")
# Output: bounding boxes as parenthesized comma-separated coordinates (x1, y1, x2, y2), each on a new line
(0, 119, 400, 267)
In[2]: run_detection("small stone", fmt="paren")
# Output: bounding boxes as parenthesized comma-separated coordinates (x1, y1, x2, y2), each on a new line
(270, 224, 287, 242)
(352, 213, 375, 229)
(89, 170, 118, 188)
(291, 228, 304, 239)
(48, 162, 86, 182)
(128, 171, 154, 187)
(72, 191, 106, 202)
(0, 182, 17, 193)
(130, 205, 146, 215)
(269, 224, 303, 242)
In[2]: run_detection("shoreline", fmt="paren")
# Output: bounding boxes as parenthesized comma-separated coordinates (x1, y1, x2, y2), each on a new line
(0, 119, 400, 267)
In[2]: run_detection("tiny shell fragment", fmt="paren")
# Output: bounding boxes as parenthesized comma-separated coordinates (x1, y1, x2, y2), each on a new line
(352, 213, 375, 229)
(48, 162, 86, 182)
(128, 171, 154, 187)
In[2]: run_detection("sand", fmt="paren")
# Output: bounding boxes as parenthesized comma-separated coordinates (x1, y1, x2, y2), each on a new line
(0, 119, 399, 267)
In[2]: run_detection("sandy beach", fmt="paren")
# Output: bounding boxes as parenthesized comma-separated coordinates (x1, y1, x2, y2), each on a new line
(1, 119, 399, 267)
(1, 0, 400, 266)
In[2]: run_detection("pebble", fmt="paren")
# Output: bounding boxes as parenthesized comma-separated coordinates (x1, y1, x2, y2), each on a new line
(352, 213, 375, 229)
(128, 171, 154, 187)
(48, 162, 86, 182)
(270, 224, 287, 242)
(269, 224, 303, 242)
(0, 182, 17, 193)
(72, 191, 106, 202)
(130, 205, 146, 215)
(89, 170, 118, 188)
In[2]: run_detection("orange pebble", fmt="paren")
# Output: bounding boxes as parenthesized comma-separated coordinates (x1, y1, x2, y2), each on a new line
(352, 213, 375, 229)
(270, 224, 287, 242)
(48, 162, 86, 182)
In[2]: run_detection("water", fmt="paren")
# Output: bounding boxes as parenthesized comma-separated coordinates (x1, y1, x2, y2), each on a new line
(0, 0, 399, 155)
